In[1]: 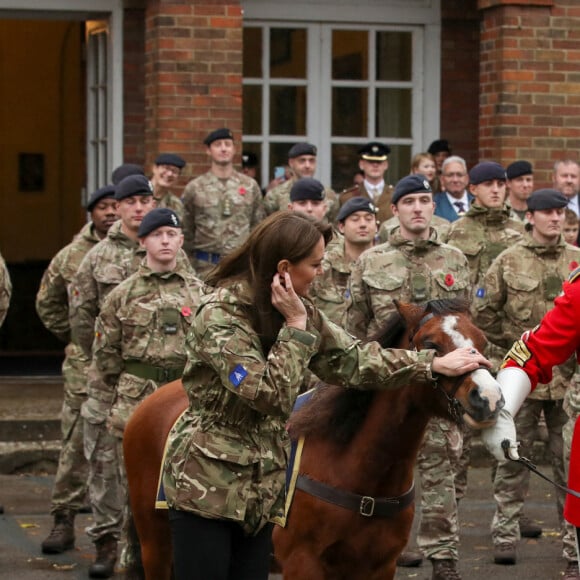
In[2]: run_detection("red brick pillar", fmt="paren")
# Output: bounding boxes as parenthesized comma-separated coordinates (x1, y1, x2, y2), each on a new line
(477, 0, 580, 186)
(144, 0, 243, 181)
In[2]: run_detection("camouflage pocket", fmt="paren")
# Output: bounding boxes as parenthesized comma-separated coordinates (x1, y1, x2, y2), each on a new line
(504, 272, 539, 322)
(177, 428, 261, 522)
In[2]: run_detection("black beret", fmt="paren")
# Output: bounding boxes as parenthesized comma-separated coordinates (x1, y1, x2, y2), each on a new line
(469, 161, 506, 185)
(392, 174, 432, 205)
(337, 197, 378, 222)
(289, 178, 325, 202)
(137, 208, 181, 238)
(427, 139, 452, 155)
(115, 175, 154, 201)
(203, 128, 233, 146)
(526, 189, 569, 211)
(87, 185, 116, 212)
(288, 142, 317, 159)
(506, 160, 533, 180)
(155, 153, 185, 169)
(111, 163, 144, 185)
(358, 142, 390, 162)
(241, 151, 258, 168)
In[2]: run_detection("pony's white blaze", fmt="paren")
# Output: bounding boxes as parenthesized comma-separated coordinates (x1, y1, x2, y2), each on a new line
(441, 315, 474, 348)
(471, 369, 503, 412)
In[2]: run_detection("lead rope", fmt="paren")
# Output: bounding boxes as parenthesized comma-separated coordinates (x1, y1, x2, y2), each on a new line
(502, 440, 580, 499)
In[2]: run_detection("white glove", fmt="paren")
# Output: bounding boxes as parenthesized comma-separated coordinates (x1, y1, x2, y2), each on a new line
(481, 408, 519, 460)
(480, 366, 531, 461)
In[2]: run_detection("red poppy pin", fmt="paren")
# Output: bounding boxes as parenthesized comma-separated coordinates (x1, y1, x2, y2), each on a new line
(181, 306, 192, 317)
(239, 187, 247, 195)
(444, 273, 454, 287)
(570, 261, 579, 271)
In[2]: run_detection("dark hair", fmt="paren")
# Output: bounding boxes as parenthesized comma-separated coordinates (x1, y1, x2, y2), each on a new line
(206, 211, 333, 352)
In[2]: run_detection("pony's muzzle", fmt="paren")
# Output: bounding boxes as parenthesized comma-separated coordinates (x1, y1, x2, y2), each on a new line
(465, 369, 505, 425)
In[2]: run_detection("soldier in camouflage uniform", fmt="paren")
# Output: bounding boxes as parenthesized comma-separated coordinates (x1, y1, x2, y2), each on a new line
(445, 161, 525, 510)
(150, 153, 185, 220)
(161, 210, 487, 579)
(181, 128, 265, 279)
(111, 163, 144, 186)
(263, 142, 339, 222)
(35, 185, 117, 555)
(310, 197, 378, 327)
(0, 250, 10, 327)
(506, 160, 534, 223)
(473, 189, 580, 565)
(69, 175, 156, 578)
(347, 175, 470, 580)
(89, 208, 203, 533)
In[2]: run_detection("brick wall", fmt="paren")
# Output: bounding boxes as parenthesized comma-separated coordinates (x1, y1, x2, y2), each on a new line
(144, 0, 243, 186)
(123, 7, 147, 165)
(479, 0, 580, 187)
(441, 0, 481, 169)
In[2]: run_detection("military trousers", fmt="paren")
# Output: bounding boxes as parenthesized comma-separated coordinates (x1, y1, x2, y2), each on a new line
(491, 398, 566, 547)
(50, 394, 89, 514)
(84, 420, 126, 542)
(416, 417, 463, 560)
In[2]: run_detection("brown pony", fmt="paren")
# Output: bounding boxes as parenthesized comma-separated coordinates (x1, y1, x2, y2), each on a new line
(123, 298, 503, 580)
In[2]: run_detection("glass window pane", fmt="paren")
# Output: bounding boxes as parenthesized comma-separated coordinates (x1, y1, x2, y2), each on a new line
(332, 87, 368, 137)
(270, 29, 306, 79)
(269, 86, 306, 135)
(243, 85, 262, 135)
(376, 88, 411, 139)
(269, 143, 292, 183)
(376, 31, 412, 82)
(332, 30, 368, 80)
(385, 145, 412, 185)
(331, 144, 361, 192)
(243, 28, 262, 78)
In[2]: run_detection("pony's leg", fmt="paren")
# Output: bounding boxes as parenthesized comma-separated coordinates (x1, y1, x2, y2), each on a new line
(138, 513, 172, 580)
(281, 549, 327, 580)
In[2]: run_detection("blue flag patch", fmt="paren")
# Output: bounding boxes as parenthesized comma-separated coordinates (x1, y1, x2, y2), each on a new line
(476, 287, 485, 298)
(229, 364, 248, 388)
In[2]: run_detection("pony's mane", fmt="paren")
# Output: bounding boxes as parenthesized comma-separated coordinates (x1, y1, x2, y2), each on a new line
(288, 298, 470, 445)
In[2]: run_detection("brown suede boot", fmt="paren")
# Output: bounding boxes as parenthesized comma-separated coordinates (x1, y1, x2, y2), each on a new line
(431, 558, 462, 580)
(41, 510, 75, 554)
(89, 534, 118, 579)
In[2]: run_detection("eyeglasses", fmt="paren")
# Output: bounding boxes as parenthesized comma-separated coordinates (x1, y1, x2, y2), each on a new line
(443, 172, 466, 178)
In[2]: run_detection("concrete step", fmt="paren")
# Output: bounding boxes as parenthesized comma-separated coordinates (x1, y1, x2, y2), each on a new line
(0, 376, 63, 474)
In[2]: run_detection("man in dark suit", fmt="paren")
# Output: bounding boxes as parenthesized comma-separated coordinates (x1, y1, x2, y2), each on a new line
(553, 159, 580, 246)
(434, 156, 474, 222)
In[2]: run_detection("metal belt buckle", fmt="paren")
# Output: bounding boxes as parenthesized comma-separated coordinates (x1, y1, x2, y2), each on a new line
(360, 496, 375, 517)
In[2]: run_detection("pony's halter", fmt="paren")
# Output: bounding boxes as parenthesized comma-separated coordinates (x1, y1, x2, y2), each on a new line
(409, 310, 468, 425)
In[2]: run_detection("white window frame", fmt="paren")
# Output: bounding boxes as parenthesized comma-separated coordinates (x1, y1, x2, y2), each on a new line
(242, 0, 441, 187)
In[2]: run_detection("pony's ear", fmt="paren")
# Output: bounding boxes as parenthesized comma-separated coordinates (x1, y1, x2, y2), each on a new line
(394, 300, 424, 325)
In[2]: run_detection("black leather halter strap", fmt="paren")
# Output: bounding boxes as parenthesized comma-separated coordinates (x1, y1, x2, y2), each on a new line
(296, 474, 415, 518)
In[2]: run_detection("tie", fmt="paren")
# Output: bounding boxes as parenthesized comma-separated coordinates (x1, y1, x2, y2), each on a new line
(453, 201, 465, 214)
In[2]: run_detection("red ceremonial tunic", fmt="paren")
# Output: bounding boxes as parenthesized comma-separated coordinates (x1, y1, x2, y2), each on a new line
(502, 270, 580, 526)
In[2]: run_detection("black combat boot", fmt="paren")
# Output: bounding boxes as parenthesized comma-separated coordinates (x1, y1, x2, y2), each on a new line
(89, 534, 118, 579)
(431, 558, 462, 580)
(41, 509, 75, 554)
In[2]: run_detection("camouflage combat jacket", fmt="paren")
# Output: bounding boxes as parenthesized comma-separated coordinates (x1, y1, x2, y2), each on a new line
(69, 220, 147, 358)
(155, 191, 184, 221)
(347, 227, 470, 339)
(445, 204, 525, 294)
(89, 261, 204, 436)
(36, 222, 103, 402)
(162, 280, 436, 535)
(309, 236, 353, 327)
(0, 251, 11, 328)
(263, 177, 339, 222)
(473, 234, 580, 400)
(36, 222, 101, 343)
(181, 170, 265, 260)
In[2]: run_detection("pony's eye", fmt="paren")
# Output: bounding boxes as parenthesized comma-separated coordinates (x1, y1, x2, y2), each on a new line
(422, 341, 440, 352)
